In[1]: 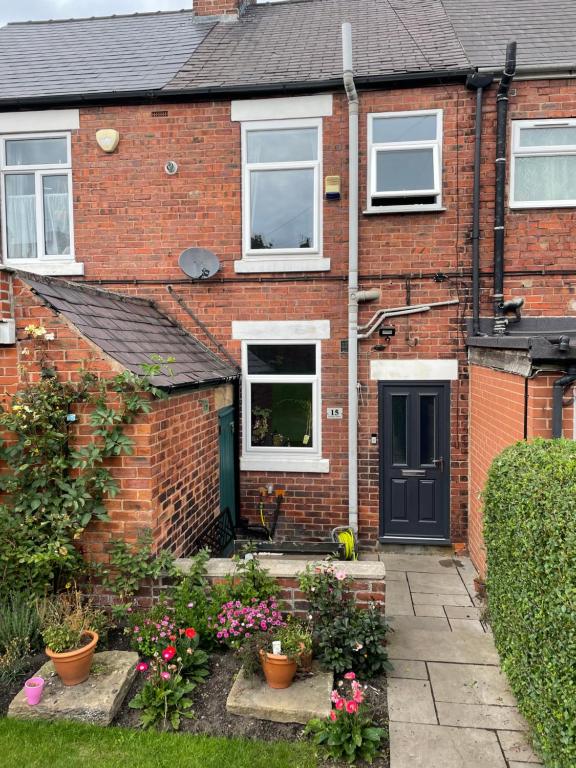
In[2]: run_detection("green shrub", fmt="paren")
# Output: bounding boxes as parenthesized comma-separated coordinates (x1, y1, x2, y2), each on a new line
(484, 438, 576, 768)
(0, 593, 42, 654)
(299, 563, 391, 678)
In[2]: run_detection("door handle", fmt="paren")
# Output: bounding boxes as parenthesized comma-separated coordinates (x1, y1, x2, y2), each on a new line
(433, 457, 444, 471)
(401, 469, 426, 477)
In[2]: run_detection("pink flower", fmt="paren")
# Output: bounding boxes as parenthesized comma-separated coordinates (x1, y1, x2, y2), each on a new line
(330, 690, 340, 704)
(335, 571, 346, 581)
(162, 646, 176, 661)
(344, 671, 356, 680)
(161, 672, 171, 680)
(136, 662, 148, 673)
(329, 711, 337, 722)
(335, 697, 345, 710)
(346, 700, 358, 714)
(353, 689, 364, 704)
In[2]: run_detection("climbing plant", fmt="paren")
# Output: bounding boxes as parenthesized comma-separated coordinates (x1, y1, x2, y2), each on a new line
(0, 325, 168, 597)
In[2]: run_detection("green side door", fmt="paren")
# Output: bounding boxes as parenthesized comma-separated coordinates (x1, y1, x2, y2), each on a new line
(218, 405, 237, 525)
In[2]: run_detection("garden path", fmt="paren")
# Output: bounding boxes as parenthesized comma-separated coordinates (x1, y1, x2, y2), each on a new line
(383, 553, 543, 768)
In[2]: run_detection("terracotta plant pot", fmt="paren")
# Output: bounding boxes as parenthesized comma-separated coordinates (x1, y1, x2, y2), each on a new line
(259, 649, 297, 689)
(45, 630, 98, 687)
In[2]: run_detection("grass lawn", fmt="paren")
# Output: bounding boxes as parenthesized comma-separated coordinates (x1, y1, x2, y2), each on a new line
(0, 719, 317, 768)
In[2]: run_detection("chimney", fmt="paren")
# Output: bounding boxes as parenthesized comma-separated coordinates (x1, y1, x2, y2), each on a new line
(193, 0, 253, 18)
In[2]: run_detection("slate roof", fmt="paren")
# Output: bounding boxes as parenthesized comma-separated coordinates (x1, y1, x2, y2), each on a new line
(0, 11, 214, 102)
(0, 0, 574, 105)
(442, 0, 576, 70)
(166, 0, 471, 92)
(20, 275, 238, 390)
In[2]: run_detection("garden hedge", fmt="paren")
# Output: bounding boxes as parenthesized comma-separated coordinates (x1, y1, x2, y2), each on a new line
(484, 438, 576, 768)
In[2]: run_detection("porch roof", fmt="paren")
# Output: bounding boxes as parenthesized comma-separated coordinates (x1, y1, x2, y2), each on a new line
(17, 272, 239, 390)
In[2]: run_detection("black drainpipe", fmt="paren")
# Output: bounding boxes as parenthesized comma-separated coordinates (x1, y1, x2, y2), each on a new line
(466, 73, 494, 336)
(552, 366, 576, 438)
(493, 41, 517, 334)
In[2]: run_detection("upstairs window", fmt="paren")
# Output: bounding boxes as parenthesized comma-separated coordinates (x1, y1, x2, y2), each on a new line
(1, 133, 74, 262)
(511, 119, 576, 208)
(367, 110, 443, 212)
(242, 119, 321, 259)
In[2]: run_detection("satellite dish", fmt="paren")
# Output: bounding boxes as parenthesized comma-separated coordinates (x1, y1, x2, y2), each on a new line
(178, 248, 220, 280)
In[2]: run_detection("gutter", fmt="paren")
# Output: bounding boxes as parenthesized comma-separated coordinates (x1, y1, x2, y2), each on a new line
(492, 42, 517, 334)
(552, 367, 576, 438)
(466, 73, 494, 336)
(343, 22, 360, 535)
(0, 68, 473, 112)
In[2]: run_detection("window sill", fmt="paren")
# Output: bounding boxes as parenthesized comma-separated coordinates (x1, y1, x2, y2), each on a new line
(5, 260, 84, 276)
(240, 455, 330, 473)
(234, 257, 330, 273)
(363, 205, 446, 215)
(509, 201, 576, 210)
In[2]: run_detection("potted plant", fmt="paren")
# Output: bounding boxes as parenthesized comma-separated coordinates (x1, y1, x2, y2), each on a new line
(40, 590, 104, 686)
(259, 624, 304, 689)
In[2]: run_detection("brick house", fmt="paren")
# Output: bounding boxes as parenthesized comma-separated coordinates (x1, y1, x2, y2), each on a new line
(0, 0, 575, 574)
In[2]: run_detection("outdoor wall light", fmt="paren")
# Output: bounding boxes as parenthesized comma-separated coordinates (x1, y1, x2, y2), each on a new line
(95, 129, 120, 153)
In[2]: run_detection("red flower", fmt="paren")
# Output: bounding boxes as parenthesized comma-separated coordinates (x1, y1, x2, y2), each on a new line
(185, 628, 197, 639)
(346, 700, 359, 714)
(161, 645, 176, 661)
(169, 635, 177, 641)
(136, 662, 148, 673)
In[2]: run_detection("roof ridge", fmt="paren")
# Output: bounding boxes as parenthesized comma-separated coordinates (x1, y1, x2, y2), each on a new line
(5, 8, 194, 27)
(6, 268, 155, 308)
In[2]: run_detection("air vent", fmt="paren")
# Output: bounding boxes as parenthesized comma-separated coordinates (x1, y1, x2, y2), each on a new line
(151, 110, 169, 118)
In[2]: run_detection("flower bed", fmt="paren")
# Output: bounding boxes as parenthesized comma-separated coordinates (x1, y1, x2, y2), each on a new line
(1, 551, 390, 766)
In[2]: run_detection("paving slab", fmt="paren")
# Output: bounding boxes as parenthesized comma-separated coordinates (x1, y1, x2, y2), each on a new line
(498, 730, 543, 763)
(8, 651, 138, 726)
(388, 679, 437, 724)
(412, 592, 473, 607)
(448, 618, 486, 634)
(437, 702, 528, 731)
(387, 660, 428, 680)
(387, 628, 500, 664)
(444, 605, 481, 620)
(508, 762, 543, 767)
(414, 604, 446, 617)
(226, 664, 332, 724)
(386, 570, 408, 582)
(390, 616, 451, 633)
(385, 579, 414, 616)
(389, 722, 507, 768)
(408, 572, 468, 595)
(429, 663, 516, 706)
(384, 555, 461, 574)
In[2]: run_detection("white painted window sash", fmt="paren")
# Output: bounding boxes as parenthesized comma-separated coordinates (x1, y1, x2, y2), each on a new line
(0, 132, 76, 263)
(366, 109, 443, 212)
(510, 119, 576, 209)
(241, 118, 322, 260)
(241, 340, 322, 459)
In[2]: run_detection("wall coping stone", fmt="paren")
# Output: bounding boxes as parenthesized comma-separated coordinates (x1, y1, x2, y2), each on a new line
(175, 557, 385, 580)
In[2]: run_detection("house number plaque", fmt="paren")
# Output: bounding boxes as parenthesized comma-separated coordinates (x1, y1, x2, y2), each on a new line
(327, 407, 344, 419)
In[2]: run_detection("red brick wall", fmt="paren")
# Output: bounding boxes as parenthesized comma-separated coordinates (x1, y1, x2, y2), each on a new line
(193, 0, 241, 15)
(469, 363, 574, 576)
(3, 75, 576, 552)
(151, 388, 222, 556)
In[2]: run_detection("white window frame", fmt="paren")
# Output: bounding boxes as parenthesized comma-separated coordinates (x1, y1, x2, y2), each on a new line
(1, 131, 81, 274)
(239, 117, 326, 272)
(366, 109, 443, 214)
(239, 336, 329, 473)
(510, 118, 576, 209)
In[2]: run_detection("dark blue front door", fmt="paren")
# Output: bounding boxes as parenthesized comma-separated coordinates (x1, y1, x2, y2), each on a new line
(379, 381, 450, 542)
